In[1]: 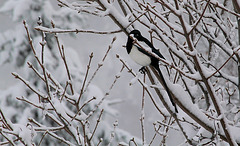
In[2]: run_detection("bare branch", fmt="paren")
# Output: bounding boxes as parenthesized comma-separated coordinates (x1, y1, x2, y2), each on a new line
(35, 26, 122, 34)
(77, 52, 94, 105)
(89, 109, 104, 141)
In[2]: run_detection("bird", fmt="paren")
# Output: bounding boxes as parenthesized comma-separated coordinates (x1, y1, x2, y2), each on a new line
(126, 29, 178, 113)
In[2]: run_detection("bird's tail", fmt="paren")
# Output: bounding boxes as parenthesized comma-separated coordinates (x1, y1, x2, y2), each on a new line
(153, 65, 178, 113)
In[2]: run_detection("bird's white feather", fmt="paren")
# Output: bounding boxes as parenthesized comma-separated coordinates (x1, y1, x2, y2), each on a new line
(129, 45, 151, 66)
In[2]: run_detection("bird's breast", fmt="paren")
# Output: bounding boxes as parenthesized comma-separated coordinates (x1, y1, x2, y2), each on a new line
(129, 45, 151, 66)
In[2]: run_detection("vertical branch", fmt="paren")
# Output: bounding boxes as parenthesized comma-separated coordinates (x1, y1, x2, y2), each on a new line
(140, 74, 146, 145)
(40, 33, 51, 100)
(51, 21, 74, 95)
(89, 109, 104, 141)
(77, 52, 94, 105)
(39, 37, 51, 100)
(160, 117, 173, 145)
(38, 17, 45, 64)
(108, 120, 118, 145)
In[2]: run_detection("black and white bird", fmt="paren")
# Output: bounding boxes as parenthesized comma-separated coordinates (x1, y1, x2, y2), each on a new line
(126, 29, 178, 113)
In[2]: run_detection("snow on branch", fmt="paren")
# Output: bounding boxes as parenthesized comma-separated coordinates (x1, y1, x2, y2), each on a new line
(35, 25, 122, 34)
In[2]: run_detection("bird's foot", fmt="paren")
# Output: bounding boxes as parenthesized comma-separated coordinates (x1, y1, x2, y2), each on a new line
(139, 67, 147, 74)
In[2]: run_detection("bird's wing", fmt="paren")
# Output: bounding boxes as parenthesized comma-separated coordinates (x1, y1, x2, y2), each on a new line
(141, 37, 165, 59)
(152, 47, 165, 59)
(133, 41, 152, 56)
(134, 41, 165, 60)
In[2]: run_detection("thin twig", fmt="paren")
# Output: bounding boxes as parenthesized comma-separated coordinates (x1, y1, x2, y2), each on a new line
(38, 17, 46, 64)
(29, 118, 75, 145)
(86, 65, 125, 120)
(0, 130, 15, 146)
(16, 96, 53, 110)
(77, 52, 94, 105)
(84, 37, 116, 92)
(71, 96, 96, 122)
(149, 124, 161, 146)
(35, 26, 122, 34)
(207, 47, 240, 79)
(108, 120, 118, 146)
(37, 131, 48, 146)
(50, 21, 74, 95)
(140, 74, 146, 145)
(12, 72, 45, 99)
(60, 81, 69, 102)
(188, 0, 211, 35)
(96, 138, 103, 146)
(89, 109, 104, 141)
(0, 109, 13, 131)
(129, 138, 138, 146)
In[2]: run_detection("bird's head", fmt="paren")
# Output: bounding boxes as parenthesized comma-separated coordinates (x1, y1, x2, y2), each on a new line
(129, 29, 142, 40)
